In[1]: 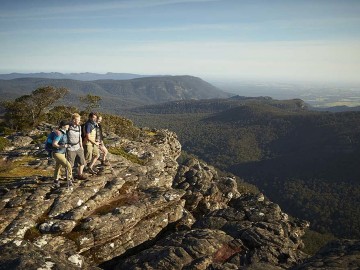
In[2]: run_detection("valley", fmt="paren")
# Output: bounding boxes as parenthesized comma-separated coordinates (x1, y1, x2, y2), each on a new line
(124, 98, 360, 239)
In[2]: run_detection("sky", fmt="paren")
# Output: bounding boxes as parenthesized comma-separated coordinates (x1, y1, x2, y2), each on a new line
(1, 0, 360, 84)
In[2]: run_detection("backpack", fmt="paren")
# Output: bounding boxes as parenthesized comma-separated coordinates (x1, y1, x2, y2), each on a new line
(67, 125, 81, 146)
(44, 130, 65, 156)
(44, 131, 57, 157)
(81, 123, 86, 141)
(81, 121, 97, 142)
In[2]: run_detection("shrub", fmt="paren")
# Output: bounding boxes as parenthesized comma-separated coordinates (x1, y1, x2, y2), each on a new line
(108, 146, 145, 165)
(0, 137, 10, 151)
(24, 227, 42, 241)
(301, 229, 336, 255)
(46, 105, 78, 125)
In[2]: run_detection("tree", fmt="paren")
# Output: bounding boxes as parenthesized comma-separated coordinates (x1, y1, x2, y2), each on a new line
(3, 86, 68, 130)
(79, 94, 102, 112)
(46, 105, 78, 125)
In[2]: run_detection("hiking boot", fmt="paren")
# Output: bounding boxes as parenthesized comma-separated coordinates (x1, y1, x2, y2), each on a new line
(97, 166, 105, 172)
(96, 170, 104, 176)
(68, 179, 74, 186)
(88, 167, 99, 175)
(54, 179, 60, 188)
(76, 174, 87, 180)
(101, 160, 110, 166)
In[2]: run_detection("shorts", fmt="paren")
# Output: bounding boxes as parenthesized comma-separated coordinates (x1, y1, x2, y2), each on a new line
(67, 148, 86, 167)
(84, 143, 100, 162)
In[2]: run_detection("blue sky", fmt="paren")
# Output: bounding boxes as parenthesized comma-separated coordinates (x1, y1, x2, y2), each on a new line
(1, 0, 360, 83)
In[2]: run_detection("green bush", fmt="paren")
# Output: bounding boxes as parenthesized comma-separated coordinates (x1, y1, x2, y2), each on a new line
(46, 105, 78, 125)
(32, 133, 48, 146)
(99, 113, 140, 140)
(301, 229, 336, 255)
(108, 146, 145, 165)
(0, 137, 10, 151)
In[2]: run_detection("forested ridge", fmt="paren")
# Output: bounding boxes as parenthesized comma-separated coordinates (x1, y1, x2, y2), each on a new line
(0, 76, 231, 112)
(126, 97, 360, 238)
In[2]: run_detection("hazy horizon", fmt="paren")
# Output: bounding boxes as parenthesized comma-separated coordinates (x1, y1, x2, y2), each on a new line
(1, 0, 360, 84)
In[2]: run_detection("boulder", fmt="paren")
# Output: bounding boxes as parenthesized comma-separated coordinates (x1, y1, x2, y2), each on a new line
(10, 136, 33, 147)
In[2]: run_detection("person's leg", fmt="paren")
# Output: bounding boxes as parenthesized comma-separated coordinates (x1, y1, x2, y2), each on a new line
(77, 148, 87, 180)
(84, 144, 93, 166)
(89, 144, 100, 172)
(53, 153, 62, 180)
(67, 149, 76, 175)
(54, 152, 73, 180)
(78, 164, 85, 176)
(100, 144, 109, 163)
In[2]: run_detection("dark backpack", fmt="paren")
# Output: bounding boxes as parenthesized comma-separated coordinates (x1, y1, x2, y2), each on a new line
(81, 123, 86, 141)
(81, 121, 97, 142)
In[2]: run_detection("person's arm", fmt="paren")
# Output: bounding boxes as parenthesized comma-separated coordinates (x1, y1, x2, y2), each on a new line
(79, 129, 83, 148)
(52, 133, 65, 149)
(99, 124, 104, 144)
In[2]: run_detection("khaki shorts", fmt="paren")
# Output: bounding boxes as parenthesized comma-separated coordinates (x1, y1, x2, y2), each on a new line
(84, 143, 100, 162)
(67, 148, 86, 166)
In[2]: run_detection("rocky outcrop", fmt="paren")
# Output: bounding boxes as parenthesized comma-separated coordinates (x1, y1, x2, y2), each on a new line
(2, 125, 355, 269)
(173, 158, 240, 217)
(0, 240, 99, 270)
(114, 194, 309, 270)
(0, 127, 185, 269)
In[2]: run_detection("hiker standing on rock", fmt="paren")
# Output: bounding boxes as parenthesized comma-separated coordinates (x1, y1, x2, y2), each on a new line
(67, 113, 87, 181)
(84, 112, 100, 174)
(96, 115, 110, 166)
(51, 120, 73, 187)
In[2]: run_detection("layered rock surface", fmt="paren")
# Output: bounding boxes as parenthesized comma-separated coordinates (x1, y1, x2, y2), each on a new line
(0, 125, 356, 269)
(0, 127, 185, 269)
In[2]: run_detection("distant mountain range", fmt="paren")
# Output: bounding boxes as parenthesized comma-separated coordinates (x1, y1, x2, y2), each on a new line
(0, 72, 149, 81)
(0, 75, 232, 112)
(313, 105, 360, 112)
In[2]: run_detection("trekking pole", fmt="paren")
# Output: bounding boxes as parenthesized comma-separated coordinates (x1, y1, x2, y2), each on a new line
(64, 146, 70, 190)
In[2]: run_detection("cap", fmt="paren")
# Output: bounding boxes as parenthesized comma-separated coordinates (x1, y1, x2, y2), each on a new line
(59, 120, 70, 127)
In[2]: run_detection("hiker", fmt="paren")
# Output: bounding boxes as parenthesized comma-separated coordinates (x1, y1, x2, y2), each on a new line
(51, 120, 73, 187)
(67, 113, 87, 180)
(83, 112, 100, 174)
(96, 115, 110, 166)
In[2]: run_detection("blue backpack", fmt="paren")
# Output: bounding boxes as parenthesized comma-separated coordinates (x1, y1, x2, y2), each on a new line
(45, 131, 56, 157)
(45, 130, 64, 157)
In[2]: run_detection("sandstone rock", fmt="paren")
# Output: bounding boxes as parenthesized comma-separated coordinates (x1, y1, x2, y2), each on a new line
(10, 136, 33, 147)
(118, 194, 309, 270)
(174, 159, 240, 216)
(0, 240, 98, 270)
(116, 229, 236, 270)
(0, 125, 333, 270)
(0, 126, 190, 269)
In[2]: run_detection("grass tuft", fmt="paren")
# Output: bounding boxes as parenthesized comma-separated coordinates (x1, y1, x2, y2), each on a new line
(24, 226, 42, 241)
(0, 156, 52, 179)
(108, 146, 145, 165)
(0, 137, 10, 151)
